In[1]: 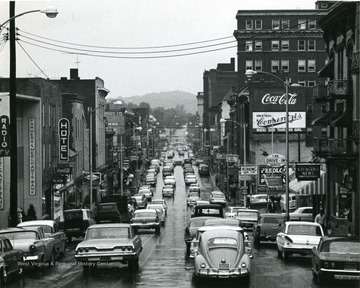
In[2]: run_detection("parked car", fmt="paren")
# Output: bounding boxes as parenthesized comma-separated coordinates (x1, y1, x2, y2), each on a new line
(185, 174, 197, 186)
(194, 229, 252, 284)
(209, 191, 227, 206)
(151, 199, 168, 216)
(147, 167, 158, 175)
(184, 216, 217, 252)
(311, 236, 360, 284)
(17, 220, 66, 258)
(187, 192, 200, 207)
(145, 174, 157, 186)
(194, 200, 210, 207)
(183, 167, 195, 176)
(162, 185, 175, 197)
(276, 221, 324, 260)
(249, 194, 269, 209)
(130, 209, 161, 234)
(194, 159, 204, 166)
(183, 158, 192, 166)
(192, 204, 224, 218)
(75, 223, 142, 271)
(132, 195, 147, 209)
(164, 176, 176, 187)
(289, 206, 313, 222)
(189, 184, 200, 195)
(235, 209, 259, 230)
(198, 164, 210, 176)
(95, 202, 122, 224)
(253, 213, 286, 245)
(61, 209, 96, 242)
(146, 204, 166, 225)
(174, 159, 183, 166)
(0, 227, 57, 266)
(225, 207, 248, 219)
(280, 193, 297, 212)
(0, 236, 24, 283)
(138, 187, 153, 201)
(162, 166, 173, 177)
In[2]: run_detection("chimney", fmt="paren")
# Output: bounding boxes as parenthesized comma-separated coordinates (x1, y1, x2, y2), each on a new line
(70, 68, 79, 80)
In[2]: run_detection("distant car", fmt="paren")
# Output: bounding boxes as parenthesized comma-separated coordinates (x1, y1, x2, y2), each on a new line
(131, 209, 161, 234)
(178, 149, 185, 156)
(0, 236, 24, 283)
(187, 192, 200, 207)
(185, 174, 197, 186)
(276, 221, 324, 260)
(253, 213, 286, 245)
(194, 159, 204, 166)
(18, 220, 66, 258)
(138, 187, 153, 201)
(183, 167, 195, 176)
(95, 202, 122, 224)
(174, 159, 183, 166)
(151, 199, 168, 216)
(147, 168, 158, 176)
(209, 191, 227, 206)
(145, 174, 157, 186)
(192, 204, 224, 218)
(194, 200, 210, 207)
(189, 184, 200, 195)
(235, 209, 259, 230)
(280, 193, 297, 212)
(164, 176, 176, 187)
(311, 236, 360, 284)
(163, 161, 174, 171)
(225, 207, 248, 219)
(132, 194, 147, 209)
(249, 194, 269, 209)
(162, 166, 173, 177)
(75, 224, 143, 271)
(146, 204, 166, 225)
(183, 158, 192, 166)
(289, 207, 313, 222)
(198, 164, 210, 176)
(162, 185, 175, 197)
(0, 227, 57, 266)
(194, 229, 251, 283)
(61, 209, 96, 242)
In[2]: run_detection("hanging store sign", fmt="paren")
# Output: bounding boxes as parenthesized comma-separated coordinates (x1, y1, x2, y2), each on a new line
(258, 165, 285, 186)
(0, 115, 10, 157)
(29, 118, 36, 196)
(240, 166, 258, 175)
(295, 163, 320, 181)
(58, 118, 70, 161)
(252, 112, 306, 133)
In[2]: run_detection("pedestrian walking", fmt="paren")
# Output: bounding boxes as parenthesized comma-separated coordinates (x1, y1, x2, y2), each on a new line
(27, 204, 37, 220)
(315, 209, 326, 231)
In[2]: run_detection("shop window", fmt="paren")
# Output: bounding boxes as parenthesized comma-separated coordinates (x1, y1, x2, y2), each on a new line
(272, 19, 280, 30)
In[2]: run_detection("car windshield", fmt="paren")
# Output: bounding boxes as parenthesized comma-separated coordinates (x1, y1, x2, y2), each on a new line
(86, 227, 130, 239)
(287, 225, 322, 236)
(1, 231, 37, 240)
(263, 217, 284, 224)
(135, 212, 155, 218)
(189, 192, 199, 197)
(64, 210, 83, 220)
(237, 212, 258, 220)
(213, 194, 224, 198)
(327, 241, 360, 253)
(208, 237, 237, 249)
(98, 204, 117, 211)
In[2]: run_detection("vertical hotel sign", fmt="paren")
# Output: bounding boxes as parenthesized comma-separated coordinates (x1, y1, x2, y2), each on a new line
(29, 118, 36, 196)
(59, 118, 70, 161)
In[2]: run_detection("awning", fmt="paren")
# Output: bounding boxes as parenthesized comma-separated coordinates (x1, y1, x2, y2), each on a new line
(331, 110, 352, 127)
(311, 112, 332, 126)
(317, 58, 334, 78)
(289, 171, 326, 196)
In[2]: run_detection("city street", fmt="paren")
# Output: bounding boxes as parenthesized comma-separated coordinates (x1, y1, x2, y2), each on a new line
(6, 149, 357, 288)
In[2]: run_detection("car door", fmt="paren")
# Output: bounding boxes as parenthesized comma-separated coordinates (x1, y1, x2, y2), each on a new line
(3, 239, 18, 274)
(50, 223, 66, 255)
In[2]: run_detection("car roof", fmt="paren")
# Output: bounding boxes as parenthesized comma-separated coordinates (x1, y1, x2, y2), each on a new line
(260, 213, 285, 218)
(17, 220, 55, 227)
(205, 218, 241, 226)
(135, 209, 157, 213)
(201, 229, 241, 241)
(198, 225, 243, 232)
(285, 221, 320, 226)
(88, 223, 131, 229)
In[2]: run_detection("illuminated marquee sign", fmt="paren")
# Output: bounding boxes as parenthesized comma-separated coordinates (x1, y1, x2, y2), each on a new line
(29, 118, 36, 196)
(252, 112, 306, 133)
(58, 118, 70, 161)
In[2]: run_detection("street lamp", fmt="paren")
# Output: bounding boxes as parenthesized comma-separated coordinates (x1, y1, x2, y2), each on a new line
(245, 69, 290, 221)
(220, 118, 247, 207)
(4, 3, 58, 226)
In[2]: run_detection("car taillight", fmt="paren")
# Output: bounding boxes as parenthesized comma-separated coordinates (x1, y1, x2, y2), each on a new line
(30, 245, 36, 253)
(127, 246, 134, 251)
(200, 262, 206, 268)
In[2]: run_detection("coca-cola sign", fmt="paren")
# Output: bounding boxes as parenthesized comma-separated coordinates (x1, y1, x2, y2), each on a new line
(252, 112, 306, 133)
(261, 93, 298, 105)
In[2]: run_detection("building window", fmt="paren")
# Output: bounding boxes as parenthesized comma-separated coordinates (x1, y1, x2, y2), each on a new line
(298, 40, 306, 51)
(298, 19, 306, 29)
(255, 60, 262, 71)
(246, 60, 253, 71)
(321, 3, 328, 9)
(271, 60, 280, 72)
(246, 41, 253, 51)
(307, 104, 313, 114)
(308, 40, 316, 51)
(308, 60, 316, 72)
(246, 20, 253, 30)
(282, 19, 290, 30)
(298, 81, 306, 86)
(298, 60, 306, 72)
(255, 40, 262, 51)
(255, 20, 262, 30)
(281, 40, 289, 51)
(308, 80, 316, 87)
(308, 20, 316, 29)
(307, 127, 313, 136)
(281, 60, 289, 72)
(272, 19, 280, 30)
(271, 40, 279, 51)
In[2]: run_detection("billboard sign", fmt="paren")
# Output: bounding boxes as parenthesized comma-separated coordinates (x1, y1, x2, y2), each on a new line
(258, 165, 286, 186)
(252, 112, 306, 133)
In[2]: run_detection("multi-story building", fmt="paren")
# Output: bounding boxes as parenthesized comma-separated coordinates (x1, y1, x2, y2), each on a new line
(313, 1, 360, 237)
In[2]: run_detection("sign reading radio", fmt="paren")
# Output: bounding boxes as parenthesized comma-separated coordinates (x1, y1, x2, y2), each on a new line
(58, 118, 70, 161)
(0, 115, 10, 157)
(29, 118, 36, 196)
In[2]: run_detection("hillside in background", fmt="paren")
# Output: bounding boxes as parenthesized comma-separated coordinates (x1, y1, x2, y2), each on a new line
(116, 91, 197, 114)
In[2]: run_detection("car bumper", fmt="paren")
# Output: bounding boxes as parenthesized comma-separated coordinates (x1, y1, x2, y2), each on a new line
(283, 245, 315, 254)
(75, 252, 138, 263)
(238, 221, 257, 229)
(163, 192, 174, 197)
(316, 268, 360, 281)
(196, 268, 249, 279)
(23, 254, 42, 262)
(210, 201, 227, 205)
(131, 223, 159, 229)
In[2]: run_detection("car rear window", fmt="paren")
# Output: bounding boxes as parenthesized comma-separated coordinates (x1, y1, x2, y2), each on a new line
(287, 225, 322, 236)
(64, 211, 82, 220)
(86, 227, 129, 239)
(98, 204, 117, 211)
(208, 237, 237, 249)
(263, 217, 283, 224)
(328, 241, 360, 253)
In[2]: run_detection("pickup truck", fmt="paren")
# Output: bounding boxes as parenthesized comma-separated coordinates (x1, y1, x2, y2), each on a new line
(101, 195, 133, 223)
(235, 209, 259, 230)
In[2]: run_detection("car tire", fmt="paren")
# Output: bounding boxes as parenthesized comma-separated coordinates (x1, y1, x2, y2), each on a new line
(155, 226, 161, 235)
(277, 248, 282, 258)
(48, 250, 56, 267)
(281, 249, 288, 260)
(0, 267, 7, 285)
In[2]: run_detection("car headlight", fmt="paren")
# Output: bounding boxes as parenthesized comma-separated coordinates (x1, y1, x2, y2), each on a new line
(30, 244, 36, 253)
(324, 261, 329, 268)
(241, 263, 247, 268)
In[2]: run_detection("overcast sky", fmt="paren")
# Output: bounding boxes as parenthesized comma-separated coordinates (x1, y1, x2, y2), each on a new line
(0, 0, 319, 99)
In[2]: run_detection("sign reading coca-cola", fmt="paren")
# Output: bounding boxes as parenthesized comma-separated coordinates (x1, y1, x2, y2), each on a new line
(261, 92, 298, 105)
(253, 112, 306, 133)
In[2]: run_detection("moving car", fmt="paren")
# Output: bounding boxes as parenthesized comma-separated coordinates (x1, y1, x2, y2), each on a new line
(249, 194, 269, 209)
(0, 236, 24, 283)
(151, 199, 168, 215)
(145, 174, 157, 186)
(194, 229, 251, 283)
(225, 207, 248, 219)
(132, 194, 147, 209)
(280, 193, 297, 212)
(192, 204, 224, 218)
(162, 166, 173, 177)
(162, 185, 175, 198)
(289, 207, 313, 222)
(131, 209, 161, 234)
(276, 221, 324, 260)
(185, 174, 197, 186)
(311, 236, 360, 284)
(198, 164, 210, 176)
(209, 191, 227, 206)
(95, 202, 122, 224)
(17, 220, 66, 258)
(61, 209, 96, 243)
(194, 200, 210, 207)
(75, 223, 142, 271)
(138, 187, 153, 201)
(188, 184, 200, 195)
(253, 213, 286, 245)
(0, 227, 57, 266)
(187, 192, 200, 207)
(164, 176, 176, 187)
(146, 204, 166, 225)
(235, 209, 259, 230)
